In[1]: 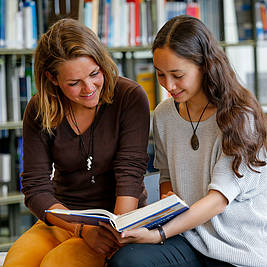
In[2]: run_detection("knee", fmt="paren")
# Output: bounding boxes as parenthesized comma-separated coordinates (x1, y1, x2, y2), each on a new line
(41, 238, 105, 267)
(108, 245, 146, 267)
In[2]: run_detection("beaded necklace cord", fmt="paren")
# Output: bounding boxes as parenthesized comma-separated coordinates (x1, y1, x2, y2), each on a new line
(69, 104, 98, 184)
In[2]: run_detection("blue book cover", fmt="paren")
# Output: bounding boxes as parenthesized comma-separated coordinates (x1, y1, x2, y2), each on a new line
(30, 0, 37, 48)
(17, 136, 23, 191)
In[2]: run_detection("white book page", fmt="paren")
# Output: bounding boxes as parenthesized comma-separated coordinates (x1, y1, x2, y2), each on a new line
(47, 208, 118, 220)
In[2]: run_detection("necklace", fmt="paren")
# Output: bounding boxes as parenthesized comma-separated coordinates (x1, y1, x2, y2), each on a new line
(69, 104, 98, 184)
(185, 102, 209, 151)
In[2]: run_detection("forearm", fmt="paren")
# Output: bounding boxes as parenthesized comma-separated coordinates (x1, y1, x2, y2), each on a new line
(162, 190, 228, 239)
(114, 196, 139, 215)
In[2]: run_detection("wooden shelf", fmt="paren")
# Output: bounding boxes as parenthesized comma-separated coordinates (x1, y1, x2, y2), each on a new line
(219, 40, 256, 48)
(0, 193, 24, 206)
(0, 121, 23, 130)
(0, 49, 35, 55)
(108, 45, 152, 53)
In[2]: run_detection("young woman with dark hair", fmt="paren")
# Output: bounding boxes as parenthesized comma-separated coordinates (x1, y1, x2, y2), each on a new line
(104, 15, 267, 267)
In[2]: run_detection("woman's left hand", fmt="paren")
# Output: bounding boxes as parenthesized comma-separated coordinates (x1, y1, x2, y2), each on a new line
(99, 222, 161, 244)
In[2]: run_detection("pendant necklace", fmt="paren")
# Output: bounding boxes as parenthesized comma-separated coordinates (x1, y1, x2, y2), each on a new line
(185, 102, 209, 151)
(69, 104, 98, 184)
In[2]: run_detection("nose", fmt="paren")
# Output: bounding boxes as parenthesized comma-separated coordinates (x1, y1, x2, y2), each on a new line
(165, 77, 177, 92)
(82, 78, 95, 93)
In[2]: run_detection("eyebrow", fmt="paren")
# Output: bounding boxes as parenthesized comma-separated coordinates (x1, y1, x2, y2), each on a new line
(154, 66, 182, 73)
(66, 67, 100, 82)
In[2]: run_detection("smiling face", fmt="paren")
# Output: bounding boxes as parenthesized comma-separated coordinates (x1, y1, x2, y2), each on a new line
(153, 46, 205, 104)
(52, 56, 104, 110)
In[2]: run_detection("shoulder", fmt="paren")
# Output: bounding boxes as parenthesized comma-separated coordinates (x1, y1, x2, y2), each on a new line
(24, 94, 39, 120)
(115, 76, 148, 99)
(113, 76, 149, 108)
(154, 98, 174, 119)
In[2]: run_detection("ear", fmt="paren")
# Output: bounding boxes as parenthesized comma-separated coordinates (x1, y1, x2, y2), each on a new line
(45, 71, 58, 86)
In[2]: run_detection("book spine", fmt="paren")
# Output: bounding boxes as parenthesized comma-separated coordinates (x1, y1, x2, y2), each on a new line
(84, 1, 93, 29)
(0, 153, 11, 196)
(112, 0, 121, 47)
(0, 55, 7, 123)
(146, 0, 153, 44)
(17, 136, 23, 191)
(91, 0, 99, 35)
(98, 0, 105, 42)
(31, 0, 38, 48)
(186, 2, 200, 19)
(23, 1, 34, 48)
(0, 0, 5, 47)
(17, 0, 24, 49)
(223, 0, 238, 43)
(121, 0, 129, 47)
(259, 1, 267, 40)
(6, 55, 21, 122)
(234, 0, 253, 41)
(5, 0, 18, 48)
(134, 0, 141, 46)
(136, 62, 156, 111)
(156, 0, 166, 31)
(140, 0, 148, 46)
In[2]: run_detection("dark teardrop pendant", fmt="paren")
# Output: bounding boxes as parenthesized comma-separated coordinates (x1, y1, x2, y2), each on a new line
(191, 133, 199, 150)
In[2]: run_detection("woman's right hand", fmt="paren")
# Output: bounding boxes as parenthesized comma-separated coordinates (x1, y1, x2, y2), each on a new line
(81, 225, 122, 255)
(161, 191, 175, 199)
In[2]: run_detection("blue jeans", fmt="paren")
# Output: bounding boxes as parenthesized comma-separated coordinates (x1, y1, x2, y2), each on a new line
(107, 235, 234, 267)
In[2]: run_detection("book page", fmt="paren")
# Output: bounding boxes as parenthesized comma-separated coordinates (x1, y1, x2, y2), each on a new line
(46, 208, 118, 220)
(116, 194, 188, 230)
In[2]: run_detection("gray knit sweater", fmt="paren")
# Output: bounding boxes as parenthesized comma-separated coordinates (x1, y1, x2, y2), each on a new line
(153, 98, 267, 267)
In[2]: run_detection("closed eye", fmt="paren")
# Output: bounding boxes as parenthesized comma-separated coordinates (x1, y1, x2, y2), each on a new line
(90, 71, 99, 77)
(68, 81, 79, 86)
(173, 75, 184, 79)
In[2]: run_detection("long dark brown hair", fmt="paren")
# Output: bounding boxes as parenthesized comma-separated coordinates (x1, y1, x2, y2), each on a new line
(152, 15, 266, 177)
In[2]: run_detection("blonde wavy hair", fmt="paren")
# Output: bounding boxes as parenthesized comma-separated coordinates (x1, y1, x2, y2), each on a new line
(34, 18, 118, 135)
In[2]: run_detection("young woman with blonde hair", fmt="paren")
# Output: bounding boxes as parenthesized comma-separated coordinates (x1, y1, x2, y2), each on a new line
(4, 18, 150, 267)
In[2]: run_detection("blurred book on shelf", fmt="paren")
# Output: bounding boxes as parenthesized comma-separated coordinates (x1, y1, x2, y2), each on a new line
(136, 62, 156, 111)
(0, 56, 7, 123)
(82, 0, 202, 48)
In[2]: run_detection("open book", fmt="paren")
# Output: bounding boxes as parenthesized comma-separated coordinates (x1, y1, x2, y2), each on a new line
(45, 194, 189, 232)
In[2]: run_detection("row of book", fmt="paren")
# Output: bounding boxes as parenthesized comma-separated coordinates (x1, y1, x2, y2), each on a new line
(0, 0, 38, 49)
(83, 0, 201, 48)
(224, 0, 267, 42)
(0, 0, 262, 50)
(0, 132, 23, 196)
(0, 55, 36, 123)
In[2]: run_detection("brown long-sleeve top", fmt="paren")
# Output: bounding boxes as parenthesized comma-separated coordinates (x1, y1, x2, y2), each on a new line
(21, 77, 150, 222)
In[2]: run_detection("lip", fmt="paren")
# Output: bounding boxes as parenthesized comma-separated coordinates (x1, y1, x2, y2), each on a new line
(81, 90, 97, 99)
(171, 90, 184, 98)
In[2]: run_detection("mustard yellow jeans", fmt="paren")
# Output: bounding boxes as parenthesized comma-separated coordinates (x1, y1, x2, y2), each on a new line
(3, 220, 106, 267)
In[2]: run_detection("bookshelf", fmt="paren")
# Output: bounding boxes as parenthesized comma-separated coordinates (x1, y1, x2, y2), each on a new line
(0, 0, 267, 244)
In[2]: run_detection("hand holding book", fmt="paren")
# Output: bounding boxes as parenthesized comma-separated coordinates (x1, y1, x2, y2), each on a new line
(99, 221, 163, 245)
